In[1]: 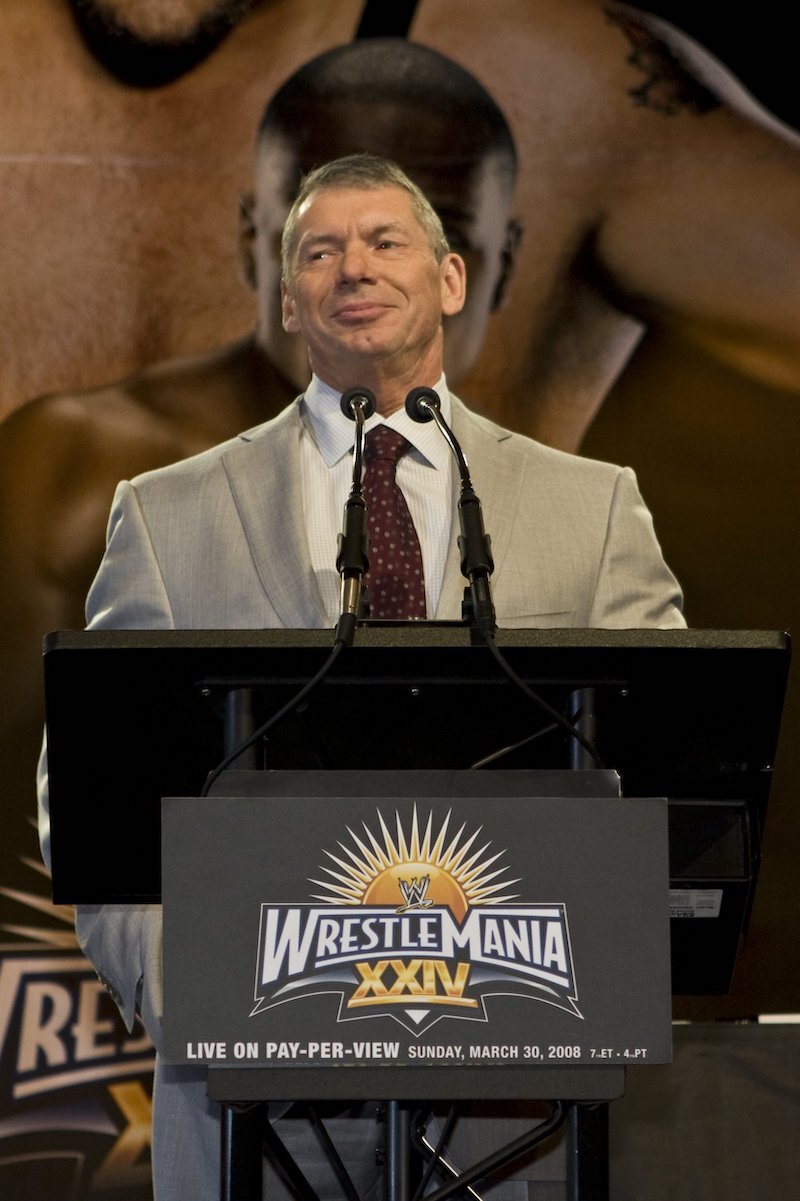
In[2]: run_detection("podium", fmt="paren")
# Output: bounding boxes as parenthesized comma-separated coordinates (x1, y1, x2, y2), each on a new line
(43, 625, 790, 1200)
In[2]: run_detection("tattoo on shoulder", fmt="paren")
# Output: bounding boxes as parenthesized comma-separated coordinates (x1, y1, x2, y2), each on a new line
(605, 6, 719, 116)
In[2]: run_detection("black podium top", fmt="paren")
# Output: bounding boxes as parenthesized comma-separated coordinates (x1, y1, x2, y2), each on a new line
(44, 624, 788, 883)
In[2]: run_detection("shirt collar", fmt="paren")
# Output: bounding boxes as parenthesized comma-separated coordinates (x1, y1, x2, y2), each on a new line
(302, 373, 453, 471)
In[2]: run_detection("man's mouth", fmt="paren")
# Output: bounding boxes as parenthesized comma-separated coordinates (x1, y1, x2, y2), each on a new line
(333, 301, 390, 323)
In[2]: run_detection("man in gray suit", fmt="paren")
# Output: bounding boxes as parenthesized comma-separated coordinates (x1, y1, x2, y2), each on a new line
(40, 154, 684, 1199)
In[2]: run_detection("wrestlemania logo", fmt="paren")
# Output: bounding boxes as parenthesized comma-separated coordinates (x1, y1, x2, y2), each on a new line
(253, 808, 581, 1035)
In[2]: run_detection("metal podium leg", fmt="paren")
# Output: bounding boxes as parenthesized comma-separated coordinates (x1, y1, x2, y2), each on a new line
(221, 1102, 264, 1201)
(568, 687, 597, 771)
(567, 1103, 609, 1201)
(385, 1101, 414, 1201)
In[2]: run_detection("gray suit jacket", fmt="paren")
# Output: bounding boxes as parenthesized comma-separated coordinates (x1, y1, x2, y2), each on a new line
(84, 395, 684, 634)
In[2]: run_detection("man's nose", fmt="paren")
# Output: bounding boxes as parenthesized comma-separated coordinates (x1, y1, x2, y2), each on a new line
(338, 242, 374, 283)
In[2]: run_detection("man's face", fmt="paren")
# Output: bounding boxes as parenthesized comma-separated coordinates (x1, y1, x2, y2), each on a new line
(243, 109, 519, 389)
(279, 184, 465, 391)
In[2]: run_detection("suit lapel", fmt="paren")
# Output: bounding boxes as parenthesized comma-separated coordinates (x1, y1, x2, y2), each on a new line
(435, 397, 525, 620)
(221, 401, 328, 628)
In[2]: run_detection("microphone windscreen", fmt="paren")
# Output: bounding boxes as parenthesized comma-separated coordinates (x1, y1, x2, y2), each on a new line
(340, 387, 377, 420)
(405, 387, 440, 423)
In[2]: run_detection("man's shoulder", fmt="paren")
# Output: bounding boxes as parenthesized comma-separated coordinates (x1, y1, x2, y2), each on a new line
(453, 395, 627, 482)
(0, 386, 149, 517)
(0, 335, 278, 452)
(127, 396, 303, 494)
(0, 356, 211, 467)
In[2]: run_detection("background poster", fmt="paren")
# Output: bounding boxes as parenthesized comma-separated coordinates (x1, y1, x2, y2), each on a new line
(1, 2, 798, 1196)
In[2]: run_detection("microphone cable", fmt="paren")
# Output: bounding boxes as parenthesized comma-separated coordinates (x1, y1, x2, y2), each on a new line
(200, 639, 345, 797)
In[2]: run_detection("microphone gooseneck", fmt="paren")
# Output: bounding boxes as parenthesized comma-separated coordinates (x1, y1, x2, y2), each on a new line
(404, 389, 604, 768)
(334, 387, 377, 645)
(405, 387, 496, 636)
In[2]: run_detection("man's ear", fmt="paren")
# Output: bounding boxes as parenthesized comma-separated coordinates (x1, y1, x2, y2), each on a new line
(491, 217, 523, 312)
(237, 192, 258, 290)
(280, 279, 301, 334)
(440, 252, 467, 317)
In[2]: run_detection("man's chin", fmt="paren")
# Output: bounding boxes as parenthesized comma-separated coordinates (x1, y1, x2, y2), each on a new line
(67, 0, 252, 87)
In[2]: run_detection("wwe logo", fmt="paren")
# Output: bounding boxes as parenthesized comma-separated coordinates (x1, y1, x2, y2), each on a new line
(396, 875, 433, 913)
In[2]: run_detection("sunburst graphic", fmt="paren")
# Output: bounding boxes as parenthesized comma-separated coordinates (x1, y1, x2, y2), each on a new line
(0, 819, 78, 951)
(310, 806, 520, 922)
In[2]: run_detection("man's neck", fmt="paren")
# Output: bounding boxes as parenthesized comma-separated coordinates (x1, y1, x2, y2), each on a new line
(311, 353, 446, 416)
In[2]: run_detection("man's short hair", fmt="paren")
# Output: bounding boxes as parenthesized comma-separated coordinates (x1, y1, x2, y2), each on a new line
(281, 154, 451, 280)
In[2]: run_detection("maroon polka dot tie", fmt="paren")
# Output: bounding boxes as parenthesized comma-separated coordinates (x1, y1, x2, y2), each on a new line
(362, 426, 426, 620)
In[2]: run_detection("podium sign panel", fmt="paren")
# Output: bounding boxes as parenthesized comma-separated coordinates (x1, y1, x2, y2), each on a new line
(163, 789, 672, 1083)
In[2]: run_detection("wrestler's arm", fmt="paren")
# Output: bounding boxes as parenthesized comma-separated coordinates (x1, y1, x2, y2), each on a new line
(0, 400, 115, 904)
(0, 401, 171, 1042)
(0, 392, 175, 807)
(594, 4, 800, 391)
(37, 477, 174, 1047)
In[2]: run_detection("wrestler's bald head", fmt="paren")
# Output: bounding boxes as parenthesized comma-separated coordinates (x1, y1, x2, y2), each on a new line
(243, 39, 521, 389)
(257, 38, 518, 196)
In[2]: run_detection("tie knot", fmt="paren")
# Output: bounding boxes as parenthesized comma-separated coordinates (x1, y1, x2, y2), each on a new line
(364, 425, 412, 467)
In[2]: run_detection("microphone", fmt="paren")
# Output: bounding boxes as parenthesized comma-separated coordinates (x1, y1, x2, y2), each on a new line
(334, 387, 376, 645)
(340, 386, 376, 424)
(405, 387, 496, 636)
